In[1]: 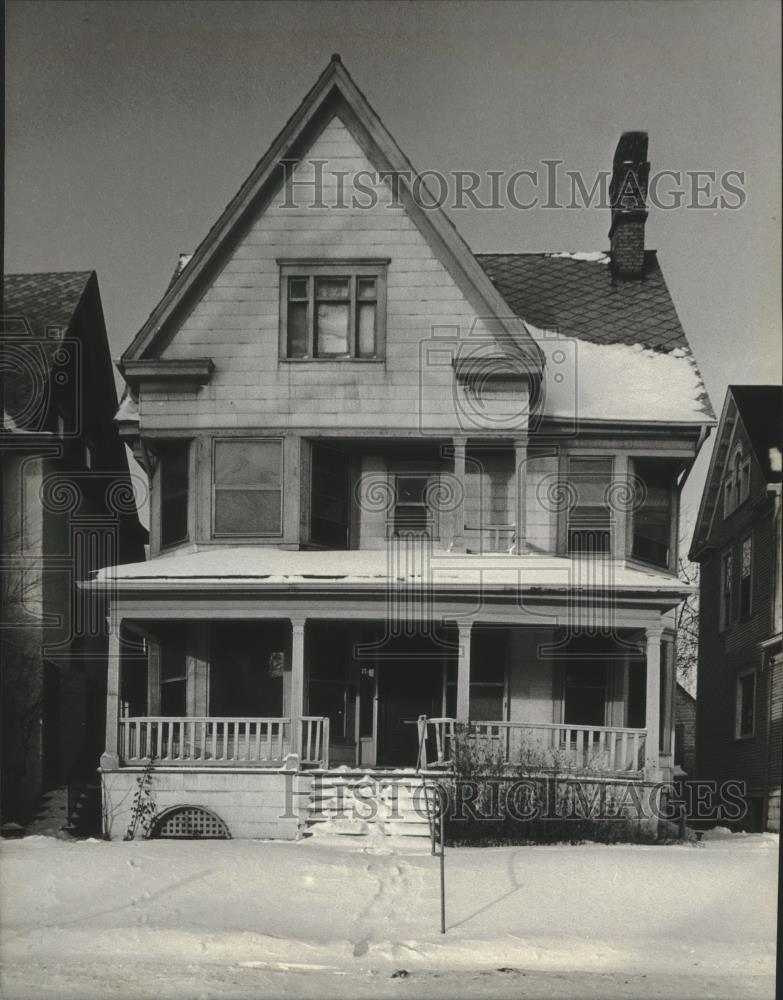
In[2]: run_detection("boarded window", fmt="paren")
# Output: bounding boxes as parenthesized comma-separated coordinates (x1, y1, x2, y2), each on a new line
(213, 439, 282, 536)
(159, 441, 190, 548)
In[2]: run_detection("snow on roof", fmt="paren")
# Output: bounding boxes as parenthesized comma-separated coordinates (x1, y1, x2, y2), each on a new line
(545, 251, 610, 263)
(535, 335, 710, 423)
(90, 546, 690, 595)
(114, 386, 139, 423)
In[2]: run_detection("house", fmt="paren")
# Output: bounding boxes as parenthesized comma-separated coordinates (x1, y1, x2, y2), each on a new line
(1, 271, 147, 828)
(87, 56, 714, 840)
(690, 385, 782, 832)
(674, 683, 696, 778)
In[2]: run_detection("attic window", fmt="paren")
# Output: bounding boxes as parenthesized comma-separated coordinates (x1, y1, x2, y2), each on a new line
(279, 261, 387, 361)
(724, 445, 751, 517)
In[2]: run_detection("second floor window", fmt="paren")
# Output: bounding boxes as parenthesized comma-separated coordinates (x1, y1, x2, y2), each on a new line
(280, 263, 386, 360)
(720, 549, 733, 630)
(213, 438, 282, 536)
(392, 474, 437, 538)
(632, 458, 674, 569)
(567, 457, 612, 555)
(159, 441, 190, 548)
(740, 535, 753, 618)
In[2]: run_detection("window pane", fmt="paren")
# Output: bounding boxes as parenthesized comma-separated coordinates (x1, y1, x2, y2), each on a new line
(398, 476, 428, 504)
(316, 278, 350, 300)
(289, 278, 308, 300)
(741, 538, 752, 577)
(357, 278, 376, 300)
(160, 443, 189, 547)
(357, 302, 376, 357)
(287, 300, 309, 357)
(215, 440, 281, 488)
(316, 302, 349, 355)
(161, 648, 186, 682)
(215, 489, 282, 534)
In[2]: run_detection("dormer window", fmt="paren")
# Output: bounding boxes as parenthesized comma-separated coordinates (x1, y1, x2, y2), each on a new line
(279, 260, 387, 360)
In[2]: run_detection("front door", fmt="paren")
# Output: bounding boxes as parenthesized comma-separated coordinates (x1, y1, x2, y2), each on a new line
(377, 660, 442, 767)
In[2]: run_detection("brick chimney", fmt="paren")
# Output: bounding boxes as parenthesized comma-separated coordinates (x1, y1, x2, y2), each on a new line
(609, 132, 650, 278)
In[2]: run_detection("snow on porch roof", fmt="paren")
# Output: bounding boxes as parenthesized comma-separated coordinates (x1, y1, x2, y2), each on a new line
(89, 546, 692, 596)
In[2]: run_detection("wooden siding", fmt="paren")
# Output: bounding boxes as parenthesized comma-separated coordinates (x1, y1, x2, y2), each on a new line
(141, 117, 519, 435)
(695, 412, 781, 804)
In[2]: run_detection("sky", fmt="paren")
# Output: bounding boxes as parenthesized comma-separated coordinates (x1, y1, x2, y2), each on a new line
(5, 0, 781, 541)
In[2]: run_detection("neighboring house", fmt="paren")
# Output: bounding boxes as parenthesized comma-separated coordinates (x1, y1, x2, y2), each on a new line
(690, 385, 782, 832)
(674, 683, 696, 778)
(88, 57, 714, 841)
(1, 271, 147, 826)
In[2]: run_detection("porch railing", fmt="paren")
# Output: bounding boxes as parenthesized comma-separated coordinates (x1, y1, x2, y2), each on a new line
(120, 717, 290, 765)
(301, 716, 330, 768)
(419, 718, 646, 774)
(119, 716, 331, 766)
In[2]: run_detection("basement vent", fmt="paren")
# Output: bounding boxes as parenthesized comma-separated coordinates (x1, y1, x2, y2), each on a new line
(151, 806, 230, 840)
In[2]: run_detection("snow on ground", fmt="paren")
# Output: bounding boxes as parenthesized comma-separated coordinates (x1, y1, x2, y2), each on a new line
(0, 832, 777, 999)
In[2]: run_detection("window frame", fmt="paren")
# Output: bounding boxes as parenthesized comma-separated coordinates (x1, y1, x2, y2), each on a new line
(565, 455, 614, 556)
(720, 547, 734, 632)
(390, 472, 440, 540)
(211, 436, 284, 539)
(734, 669, 756, 740)
(158, 440, 191, 550)
(740, 533, 753, 619)
(631, 457, 676, 571)
(278, 259, 388, 362)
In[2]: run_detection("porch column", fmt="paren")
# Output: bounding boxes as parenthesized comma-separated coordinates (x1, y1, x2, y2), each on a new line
(644, 624, 663, 778)
(451, 437, 466, 551)
(290, 618, 306, 760)
(514, 435, 528, 554)
(456, 621, 472, 723)
(100, 623, 121, 769)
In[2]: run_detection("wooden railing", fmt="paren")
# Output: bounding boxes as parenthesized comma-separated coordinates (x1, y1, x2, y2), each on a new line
(419, 718, 646, 774)
(301, 716, 330, 768)
(119, 716, 331, 767)
(464, 525, 515, 554)
(120, 717, 290, 765)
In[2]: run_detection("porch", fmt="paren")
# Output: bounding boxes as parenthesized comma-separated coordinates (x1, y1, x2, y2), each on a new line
(103, 618, 673, 782)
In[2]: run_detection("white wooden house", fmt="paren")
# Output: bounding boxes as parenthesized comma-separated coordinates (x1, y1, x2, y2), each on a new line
(87, 56, 714, 839)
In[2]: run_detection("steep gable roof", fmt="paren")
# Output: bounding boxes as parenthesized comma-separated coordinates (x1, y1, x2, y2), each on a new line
(689, 384, 782, 559)
(729, 385, 782, 483)
(2, 271, 94, 424)
(122, 55, 544, 371)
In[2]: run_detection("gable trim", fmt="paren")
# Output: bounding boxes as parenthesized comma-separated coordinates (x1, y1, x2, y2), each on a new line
(120, 57, 545, 372)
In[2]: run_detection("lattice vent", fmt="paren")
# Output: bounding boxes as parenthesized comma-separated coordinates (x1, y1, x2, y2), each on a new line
(151, 806, 230, 839)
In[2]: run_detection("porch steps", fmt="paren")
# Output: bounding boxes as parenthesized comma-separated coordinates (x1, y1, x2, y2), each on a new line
(305, 768, 445, 839)
(25, 784, 101, 838)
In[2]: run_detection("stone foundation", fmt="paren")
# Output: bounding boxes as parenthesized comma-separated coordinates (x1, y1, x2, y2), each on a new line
(101, 767, 313, 840)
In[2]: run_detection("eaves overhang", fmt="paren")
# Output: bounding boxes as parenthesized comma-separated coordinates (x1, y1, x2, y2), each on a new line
(120, 358, 214, 392)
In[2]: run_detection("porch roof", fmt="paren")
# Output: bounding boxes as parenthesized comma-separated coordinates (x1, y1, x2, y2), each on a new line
(88, 546, 692, 599)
